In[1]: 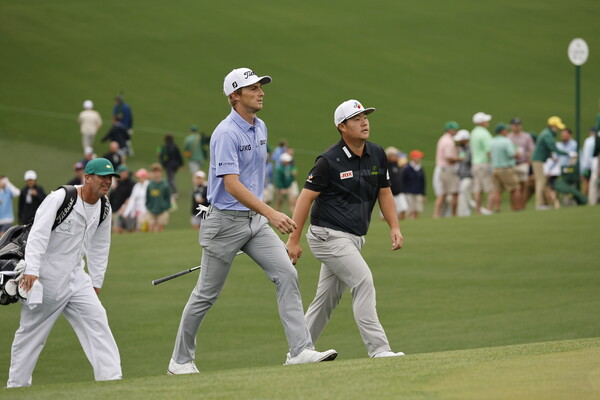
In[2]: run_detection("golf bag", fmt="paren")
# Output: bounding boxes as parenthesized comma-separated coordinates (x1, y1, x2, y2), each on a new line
(0, 224, 31, 305)
(0, 185, 110, 305)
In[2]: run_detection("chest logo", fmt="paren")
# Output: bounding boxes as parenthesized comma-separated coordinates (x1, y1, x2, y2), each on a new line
(340, 171, 354, 180)
(57, 219, 74, 234)
(239, 144, 252, 152)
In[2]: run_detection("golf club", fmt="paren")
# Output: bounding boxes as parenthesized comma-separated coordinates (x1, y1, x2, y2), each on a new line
(152, 251, 244, 286)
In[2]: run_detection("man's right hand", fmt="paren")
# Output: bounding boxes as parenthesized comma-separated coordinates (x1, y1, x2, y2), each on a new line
(267, 210, 297, 235)
(19, 274, 38, 293)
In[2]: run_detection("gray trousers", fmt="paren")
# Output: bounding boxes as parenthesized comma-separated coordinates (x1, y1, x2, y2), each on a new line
(172, 208, 312, 363)
(305, 225, 391, 357)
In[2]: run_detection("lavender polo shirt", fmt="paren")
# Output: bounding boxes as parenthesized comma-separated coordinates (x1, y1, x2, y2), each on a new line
(207, 108, 268, 210)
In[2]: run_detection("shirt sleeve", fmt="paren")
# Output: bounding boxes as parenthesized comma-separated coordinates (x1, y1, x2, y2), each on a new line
(213, 131, 240, 177)
(544, 134, 569, 156)
(86, 204, 111, 288)
(303, 157, 330, 192)
(24, 190, 65, 277)
(380, 157, 391, 188)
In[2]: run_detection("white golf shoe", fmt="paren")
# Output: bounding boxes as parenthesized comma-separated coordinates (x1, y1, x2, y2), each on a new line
(167, 358, 200, 375)
(372, 351, 405, 358)
(283, 348, 338, 365)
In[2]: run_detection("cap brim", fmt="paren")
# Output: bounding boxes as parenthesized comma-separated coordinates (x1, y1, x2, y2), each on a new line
(243, 75, 272, 89)
(91, 172, 120, 179)
(342, 107, 376, 123)
(258, 76, 272, 85)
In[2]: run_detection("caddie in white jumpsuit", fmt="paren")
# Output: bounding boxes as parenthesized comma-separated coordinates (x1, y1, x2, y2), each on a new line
(287, 100, 405, 358)
(7, 158, 122, 388)
(167, 68, 337, 375)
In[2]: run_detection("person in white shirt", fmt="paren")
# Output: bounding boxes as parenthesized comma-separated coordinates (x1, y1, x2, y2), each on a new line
(122, 168, 150, 231)
(7, 158, 122, 388)
(580, 127, 596, 197)
(78, 100, 103, 152)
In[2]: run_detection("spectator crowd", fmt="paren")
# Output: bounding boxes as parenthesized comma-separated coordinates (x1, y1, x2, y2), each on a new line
(2, 100, 600, 238)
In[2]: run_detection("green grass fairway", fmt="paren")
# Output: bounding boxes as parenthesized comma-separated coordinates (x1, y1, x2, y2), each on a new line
(4, 338, 600, 399)
(1, 206, 599, 397)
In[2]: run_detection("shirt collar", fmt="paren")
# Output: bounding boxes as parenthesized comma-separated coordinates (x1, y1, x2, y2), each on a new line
(229, 108, 257, 132)
(410, 161, 422, 171)
(338, 138, 371, 159)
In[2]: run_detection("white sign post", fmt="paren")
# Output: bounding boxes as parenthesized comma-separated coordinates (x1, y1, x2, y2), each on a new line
(568, 38, 589, 172)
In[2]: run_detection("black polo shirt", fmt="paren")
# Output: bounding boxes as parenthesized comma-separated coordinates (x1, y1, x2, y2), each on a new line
(304, 139, 390, 236)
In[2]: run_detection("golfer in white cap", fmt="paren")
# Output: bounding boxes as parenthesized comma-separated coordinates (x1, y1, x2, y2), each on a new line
(167, 67, 337, 375)
(286, 99, 405, 358)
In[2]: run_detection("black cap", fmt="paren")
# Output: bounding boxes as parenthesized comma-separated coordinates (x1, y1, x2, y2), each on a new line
(510, 117, 522, 125)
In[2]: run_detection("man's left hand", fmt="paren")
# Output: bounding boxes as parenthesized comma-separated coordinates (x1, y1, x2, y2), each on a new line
(390, 227, 403, 251)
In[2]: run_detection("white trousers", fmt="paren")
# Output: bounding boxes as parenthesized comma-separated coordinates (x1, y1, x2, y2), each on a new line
(305, 225, 391, 357)
(457, 177, 474, 217)
(589, 157, 599, 205)
(7, 279, 121, 388)
(81, 133, 96, 152)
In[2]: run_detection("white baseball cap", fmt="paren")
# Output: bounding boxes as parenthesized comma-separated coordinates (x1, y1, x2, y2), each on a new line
(334, 99, 375, 127)
(83, 100, 93, 109)
(223, 68, 272, 96)
(84, 146, 94, 155)
(280, 152, 293, 163)
(454, 129, 470, 141)
(194, 170, 206, 179)
(472, 112, 492, 124)
(24, 170, 37, 181)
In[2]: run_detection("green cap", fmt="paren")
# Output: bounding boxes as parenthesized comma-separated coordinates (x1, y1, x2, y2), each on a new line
(84, 158, 120, 178)
(495, 123, 508, 134)
(189, 124, 198, 132)
(116, 164, 129, 173)
(444, 121, 459, 131)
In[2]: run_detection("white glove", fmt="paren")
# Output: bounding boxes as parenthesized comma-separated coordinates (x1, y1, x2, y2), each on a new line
(196, 204, 209, 218)
(14, 260, 26, 281)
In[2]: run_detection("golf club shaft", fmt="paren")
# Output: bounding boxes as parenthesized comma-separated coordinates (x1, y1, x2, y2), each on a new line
(152, 267, 200, 285)
(152, 251, 245, 286)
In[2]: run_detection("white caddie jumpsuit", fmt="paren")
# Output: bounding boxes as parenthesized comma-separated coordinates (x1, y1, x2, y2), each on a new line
(7, 187, 121, 388)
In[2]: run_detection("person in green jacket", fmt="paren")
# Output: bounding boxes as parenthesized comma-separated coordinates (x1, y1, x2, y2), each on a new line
(183, 125, 206, 174)
(531, 116, 570, 210)
(275, 152, 297, 215)
(146, 163, 172, 232)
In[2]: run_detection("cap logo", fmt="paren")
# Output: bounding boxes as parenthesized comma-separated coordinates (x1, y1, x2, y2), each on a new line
(232, 81, 238, 89)
(354, 102, 362, 110)
(106, 164, 111, 169)
(244, 70, 255, 79)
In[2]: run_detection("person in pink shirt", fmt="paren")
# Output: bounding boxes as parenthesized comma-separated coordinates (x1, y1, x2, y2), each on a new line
(433, 121, 462, 218)
(507, 117, 535, 209)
